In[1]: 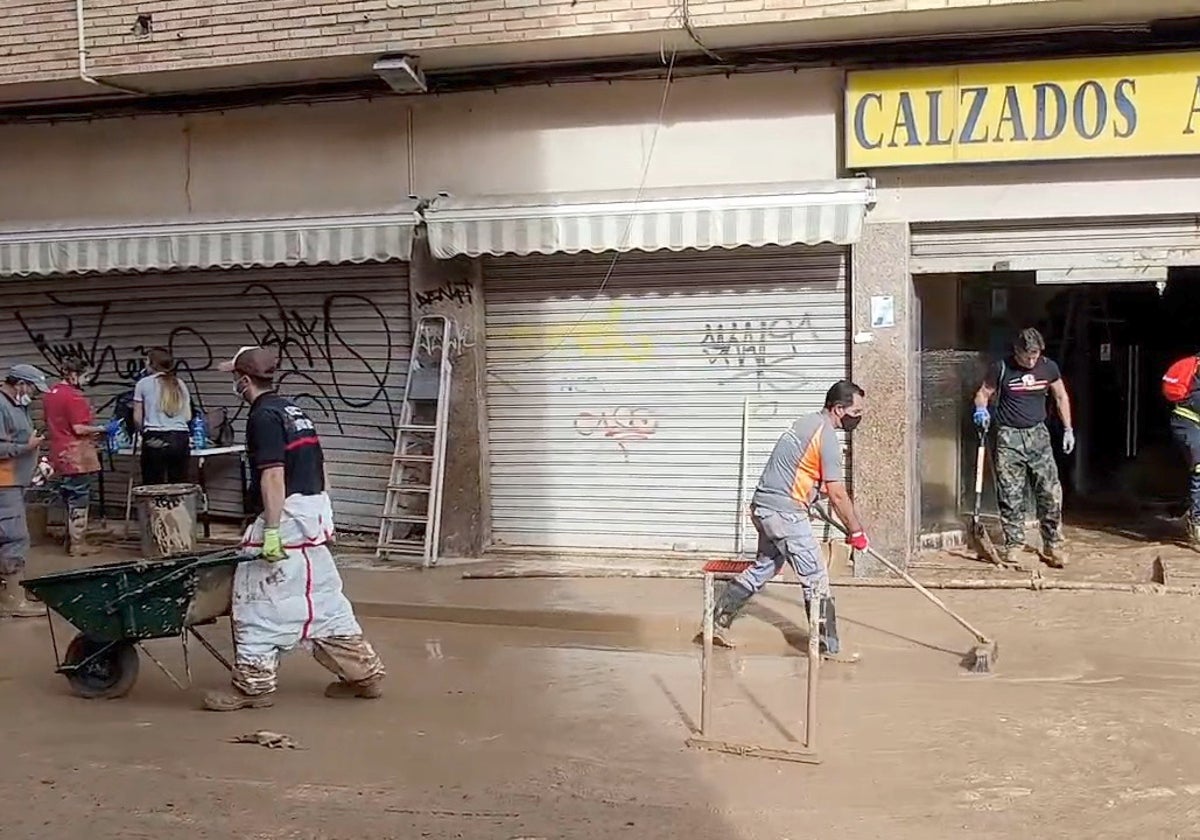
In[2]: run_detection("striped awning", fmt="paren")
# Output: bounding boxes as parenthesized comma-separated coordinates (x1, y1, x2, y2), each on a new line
(0, 206, 420, 277)
(423, 178, 874, 259)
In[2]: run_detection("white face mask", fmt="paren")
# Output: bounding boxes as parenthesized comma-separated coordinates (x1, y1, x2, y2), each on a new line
(16, 390, 31, 407)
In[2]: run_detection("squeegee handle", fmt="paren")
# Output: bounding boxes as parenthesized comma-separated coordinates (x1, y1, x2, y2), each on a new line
(814, 504, 992, 645)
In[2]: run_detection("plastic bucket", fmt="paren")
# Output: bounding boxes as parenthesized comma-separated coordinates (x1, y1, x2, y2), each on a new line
(132, 483, 200, 559)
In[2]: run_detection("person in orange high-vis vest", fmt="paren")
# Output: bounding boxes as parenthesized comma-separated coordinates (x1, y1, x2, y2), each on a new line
(0, 364, 49, 618)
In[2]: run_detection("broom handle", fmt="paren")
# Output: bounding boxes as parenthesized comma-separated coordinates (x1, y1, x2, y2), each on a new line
(861, 545, 992, 645)
(814, 505, 992, 645)
(974, 440, 987, 501)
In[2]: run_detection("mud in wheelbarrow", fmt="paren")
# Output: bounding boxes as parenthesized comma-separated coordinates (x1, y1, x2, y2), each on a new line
(21, 547, 253, 699)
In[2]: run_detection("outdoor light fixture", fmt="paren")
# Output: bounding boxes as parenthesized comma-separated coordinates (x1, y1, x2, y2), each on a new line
(373, 55, 427, 93)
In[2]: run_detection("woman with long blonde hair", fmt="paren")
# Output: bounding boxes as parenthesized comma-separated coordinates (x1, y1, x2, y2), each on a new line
(133, 347, 193, 483)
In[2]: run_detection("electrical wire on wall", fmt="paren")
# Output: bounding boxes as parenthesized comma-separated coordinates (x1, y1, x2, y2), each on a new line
(676, 0, 726, 64)
(487, 45, 678, 370)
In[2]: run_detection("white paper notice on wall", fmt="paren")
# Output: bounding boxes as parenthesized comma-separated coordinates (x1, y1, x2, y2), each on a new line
(869, 295, 895, 329)
(1100, 343, 1112, 362)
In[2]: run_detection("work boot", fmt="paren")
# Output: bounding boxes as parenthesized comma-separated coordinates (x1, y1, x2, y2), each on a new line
(325, 676, 384, 700)
(693, 581, 753, 649)
(1042, 543, 1069, 569)
(1188, 519, 1200, 549)
(66, 508, 101, 559)
(808, 596, 860, 664)
(998, 544, 1031, 572)
(202, 688, 275, 712)
(0, 578, 41, 618)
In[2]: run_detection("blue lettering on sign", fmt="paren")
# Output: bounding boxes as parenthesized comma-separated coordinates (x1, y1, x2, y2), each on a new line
(850, 77, 1145, 151)
(1114, 78, 1137, 137)
(1033, 83, 1068, 141)
(888, 91, 920, 148)
(1183, 76, 1200, 135)
(926, 90, 953, 146)
(959, 87, 989, 144)
(994, 85, 1028, 142)
(853, 92, 884, 150)
(1073, 80, 1107, 140)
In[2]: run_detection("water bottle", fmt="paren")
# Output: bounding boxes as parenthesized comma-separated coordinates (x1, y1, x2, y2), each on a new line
(105, 418, 121, 454)
(191, 413, 208, 452)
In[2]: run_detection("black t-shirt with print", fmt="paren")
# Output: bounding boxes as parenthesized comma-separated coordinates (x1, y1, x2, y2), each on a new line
(245, 392, 324, 514)
(988, 356, 1062, 430)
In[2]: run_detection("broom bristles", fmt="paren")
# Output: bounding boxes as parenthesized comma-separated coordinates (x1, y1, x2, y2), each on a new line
(971, 522, 1001, 567)
(969, 640, 998, 673)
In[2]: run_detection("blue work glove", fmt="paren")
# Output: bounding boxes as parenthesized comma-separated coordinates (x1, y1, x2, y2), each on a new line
(972, 407, 991, 431)
(1062, 428, 1076, 455)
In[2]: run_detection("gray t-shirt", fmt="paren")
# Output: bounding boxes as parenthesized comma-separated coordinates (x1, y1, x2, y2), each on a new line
(0, 391, 35, 488)
(133, 373, 191, 432)
(751, 411, 843, 513)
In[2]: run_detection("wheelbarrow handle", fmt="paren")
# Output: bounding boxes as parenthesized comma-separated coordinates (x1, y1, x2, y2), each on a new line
(103, 551, 251, 615)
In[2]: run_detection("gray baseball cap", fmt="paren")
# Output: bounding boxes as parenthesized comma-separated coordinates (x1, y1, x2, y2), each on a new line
(8, 364, 49, 392)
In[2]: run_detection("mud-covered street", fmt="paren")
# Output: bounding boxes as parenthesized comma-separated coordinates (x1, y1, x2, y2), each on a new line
(4, 580, 1200, 840)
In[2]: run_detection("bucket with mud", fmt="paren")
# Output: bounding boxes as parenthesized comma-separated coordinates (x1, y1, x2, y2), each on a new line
(132, 483, 200, 559)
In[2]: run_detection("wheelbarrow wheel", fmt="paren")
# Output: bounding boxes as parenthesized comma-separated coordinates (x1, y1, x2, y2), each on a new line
(62, 634, 139, 700)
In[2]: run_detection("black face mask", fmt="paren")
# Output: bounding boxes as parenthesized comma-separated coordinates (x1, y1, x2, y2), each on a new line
(841, 414, 862, 433)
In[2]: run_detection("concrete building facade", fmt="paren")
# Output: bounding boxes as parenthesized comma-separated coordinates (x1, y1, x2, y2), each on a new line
(4, 1, 1200, 565)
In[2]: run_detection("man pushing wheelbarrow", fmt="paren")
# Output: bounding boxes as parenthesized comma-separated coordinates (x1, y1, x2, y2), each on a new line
(203, 346, 385, 712)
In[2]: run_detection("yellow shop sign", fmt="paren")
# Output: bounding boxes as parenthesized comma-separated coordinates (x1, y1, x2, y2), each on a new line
(845, 52, 1200, 167)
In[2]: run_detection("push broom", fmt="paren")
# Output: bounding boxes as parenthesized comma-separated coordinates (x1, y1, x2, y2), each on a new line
(969, 430, 1002, 567)
(814, 504, 998, 673)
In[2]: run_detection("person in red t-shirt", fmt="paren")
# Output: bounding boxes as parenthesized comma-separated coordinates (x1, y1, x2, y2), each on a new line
(43, 357, 106, 557)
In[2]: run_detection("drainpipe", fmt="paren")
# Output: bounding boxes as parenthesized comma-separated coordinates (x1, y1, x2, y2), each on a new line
(76, 0, 146, 96)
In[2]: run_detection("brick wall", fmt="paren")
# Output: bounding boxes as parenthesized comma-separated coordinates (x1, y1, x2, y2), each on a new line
(1, 0, 1074, 91)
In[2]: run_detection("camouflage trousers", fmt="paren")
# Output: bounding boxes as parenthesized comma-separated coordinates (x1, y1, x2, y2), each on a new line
(994, 424, 1063, 549)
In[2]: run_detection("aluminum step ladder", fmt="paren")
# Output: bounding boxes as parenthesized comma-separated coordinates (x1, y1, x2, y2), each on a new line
(376, 315, 452, 567)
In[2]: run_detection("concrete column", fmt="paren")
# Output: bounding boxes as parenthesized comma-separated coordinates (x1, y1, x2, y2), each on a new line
(850, 222, 917, 573)
(408, 234, 491, 558)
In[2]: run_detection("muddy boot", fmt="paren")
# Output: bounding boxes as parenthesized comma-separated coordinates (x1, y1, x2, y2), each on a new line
(202, 688, 275, 712)
(998, 544, 1031, 572)
(693, 581, 753, 649)
(67, 508, 101, 559)
(0, 578, 42, 618)
(809, 596, 860, 664)
(325, 676, 384, 700)
(1042, 543, 1069, 569)
(1187, 519, 1200, 549)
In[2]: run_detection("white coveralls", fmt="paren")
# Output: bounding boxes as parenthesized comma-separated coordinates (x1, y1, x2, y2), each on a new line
(231, 491, 384, 696)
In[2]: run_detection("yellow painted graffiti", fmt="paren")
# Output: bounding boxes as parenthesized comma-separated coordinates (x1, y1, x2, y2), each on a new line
(499, 305, 654, 363)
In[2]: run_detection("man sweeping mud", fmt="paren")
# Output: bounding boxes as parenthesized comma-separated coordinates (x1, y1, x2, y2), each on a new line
(973, 327, 1074, 571)
(703, 380, 869, 661)
(203, 346, 385, 711)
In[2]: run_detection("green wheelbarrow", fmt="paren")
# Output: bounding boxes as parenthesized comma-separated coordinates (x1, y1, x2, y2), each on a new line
(22, 547, 254, 700)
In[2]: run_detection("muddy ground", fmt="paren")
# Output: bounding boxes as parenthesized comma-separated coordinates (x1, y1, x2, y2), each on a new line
(4, 571, 1200, 840)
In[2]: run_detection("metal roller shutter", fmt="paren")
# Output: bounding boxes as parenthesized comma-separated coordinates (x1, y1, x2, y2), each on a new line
(911, 215, 1200, 274)
(483, 245, 848, 552)
(0, 263, 409, 532)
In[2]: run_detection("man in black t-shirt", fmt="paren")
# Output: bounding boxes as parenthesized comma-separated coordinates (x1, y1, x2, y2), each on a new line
(973, 328, 1075, 571)
(203, 346, 385, 712)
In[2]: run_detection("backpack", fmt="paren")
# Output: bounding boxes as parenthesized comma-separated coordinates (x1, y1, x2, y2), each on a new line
(204, 406, 236, 447)
(1163, 355, 1200, 403)
(112, 389, 137, 436)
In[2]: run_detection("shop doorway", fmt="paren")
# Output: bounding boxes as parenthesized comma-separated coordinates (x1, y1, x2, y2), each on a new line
(916, 269, 1199, 546)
